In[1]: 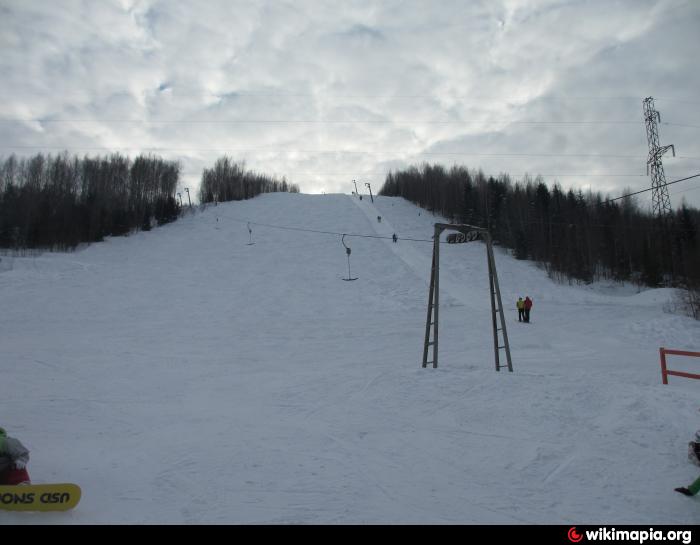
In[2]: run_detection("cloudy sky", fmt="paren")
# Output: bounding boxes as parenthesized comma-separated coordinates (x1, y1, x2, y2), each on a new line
(1, 0, 699, 207)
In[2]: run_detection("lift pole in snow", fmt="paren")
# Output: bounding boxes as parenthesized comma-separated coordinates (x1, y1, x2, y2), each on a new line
(364, 182, 374, 203)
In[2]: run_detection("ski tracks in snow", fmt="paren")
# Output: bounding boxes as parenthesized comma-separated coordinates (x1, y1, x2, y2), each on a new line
(349, 196, 471, 307)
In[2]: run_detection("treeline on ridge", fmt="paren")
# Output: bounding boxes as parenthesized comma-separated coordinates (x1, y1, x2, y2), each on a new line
(380, 164, 700, 294)
(0, 153, 297, 251)
(0, 152, 180, 250)
(199, 157, 299, 204)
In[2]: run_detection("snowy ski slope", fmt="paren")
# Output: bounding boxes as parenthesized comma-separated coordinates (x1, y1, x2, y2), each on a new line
(1, 193, 698, 523)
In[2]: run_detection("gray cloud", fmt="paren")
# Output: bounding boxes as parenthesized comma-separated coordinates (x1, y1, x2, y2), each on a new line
(1, 0, 698, 206)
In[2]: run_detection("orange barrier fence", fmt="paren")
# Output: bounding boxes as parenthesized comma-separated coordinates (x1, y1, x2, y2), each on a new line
(659, 347, 700, 384)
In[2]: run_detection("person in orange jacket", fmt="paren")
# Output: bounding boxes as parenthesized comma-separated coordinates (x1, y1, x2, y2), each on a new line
(523, 296, 533, 323)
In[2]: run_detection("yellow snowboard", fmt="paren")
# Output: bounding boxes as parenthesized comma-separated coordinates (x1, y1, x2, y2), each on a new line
(0, 483, 81, 512)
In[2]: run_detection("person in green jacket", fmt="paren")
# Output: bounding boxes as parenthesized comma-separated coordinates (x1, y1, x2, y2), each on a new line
(675, 476, 700, 496)
(516, 297, 525, 322)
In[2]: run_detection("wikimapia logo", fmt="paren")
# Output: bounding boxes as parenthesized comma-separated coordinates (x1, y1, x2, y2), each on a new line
(567, 527, 693, 545)
(569, 528, 584, 543)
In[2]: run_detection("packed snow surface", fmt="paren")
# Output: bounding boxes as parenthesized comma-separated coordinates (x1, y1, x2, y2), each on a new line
(1, 193, 698, 523)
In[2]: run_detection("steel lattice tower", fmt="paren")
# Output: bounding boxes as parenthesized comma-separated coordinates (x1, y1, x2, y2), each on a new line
(643, 97, 675, 218)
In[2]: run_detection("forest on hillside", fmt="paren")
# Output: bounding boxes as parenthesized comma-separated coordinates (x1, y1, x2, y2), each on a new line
(198, 157, 299, 204)
(0, 152, 180, 250)
(0, 153, 297, 251)
(380, 164, 700, 316)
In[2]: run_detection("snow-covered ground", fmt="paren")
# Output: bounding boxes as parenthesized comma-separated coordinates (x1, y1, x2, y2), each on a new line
(1, 193, 698, 524)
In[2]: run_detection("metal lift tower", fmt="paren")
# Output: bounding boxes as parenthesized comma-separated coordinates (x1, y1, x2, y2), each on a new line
(422, 224, 513, 372)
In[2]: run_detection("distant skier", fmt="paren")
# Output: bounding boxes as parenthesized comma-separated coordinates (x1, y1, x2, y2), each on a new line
(516, 297, 525, 322)
(524, 296, 533, 323)
(0, 427, 31, 485)
(392, 233, 397, 243)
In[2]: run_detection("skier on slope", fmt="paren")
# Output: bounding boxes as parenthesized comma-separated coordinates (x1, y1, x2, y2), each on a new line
(0, 426, 31, 485)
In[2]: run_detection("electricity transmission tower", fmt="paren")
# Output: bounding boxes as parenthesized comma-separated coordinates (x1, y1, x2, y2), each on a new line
(643, 97, 675, 219)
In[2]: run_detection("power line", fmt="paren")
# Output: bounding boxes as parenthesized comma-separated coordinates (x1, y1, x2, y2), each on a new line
(0, 117, 649, 125)
(503, 217, 699, 233)
(606, 173, 700, 203)
(0, 145, 619, 156)
(188, 171, 653, 178)
(5, 144, 699, 160)
(663, 122, 700, 130)
(1, 91, 697, 104)
(669, 184, 700, 197)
